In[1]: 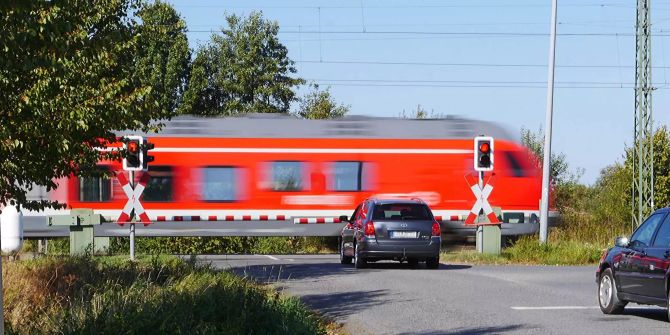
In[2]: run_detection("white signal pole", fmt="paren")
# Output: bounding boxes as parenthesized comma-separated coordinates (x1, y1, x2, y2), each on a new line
(540, 0, 558, 244)
(130, 170, 136, 261)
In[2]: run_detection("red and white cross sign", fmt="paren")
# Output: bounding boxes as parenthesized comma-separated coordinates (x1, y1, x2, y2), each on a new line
(464, 183, 500, 225)
(116, 172, 151, 226)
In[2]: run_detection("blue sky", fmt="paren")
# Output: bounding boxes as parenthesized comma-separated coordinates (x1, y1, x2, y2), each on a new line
(168, 0, 670, 184)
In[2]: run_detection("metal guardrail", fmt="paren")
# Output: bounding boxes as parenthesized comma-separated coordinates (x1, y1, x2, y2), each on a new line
(24, 216, 346, 238)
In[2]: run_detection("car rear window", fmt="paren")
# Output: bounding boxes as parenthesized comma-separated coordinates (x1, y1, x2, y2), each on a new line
(372, 203, 433, 221)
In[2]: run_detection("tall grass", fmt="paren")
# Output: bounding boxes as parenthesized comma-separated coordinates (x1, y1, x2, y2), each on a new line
(442, 233, 604, 266)
(555, 208, 629, 247)
(442, 209, 620, 266)
(3, 256, 332, 334)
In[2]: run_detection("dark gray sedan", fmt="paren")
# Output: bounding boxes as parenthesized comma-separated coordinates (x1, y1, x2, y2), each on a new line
(339, 198, 442, 269)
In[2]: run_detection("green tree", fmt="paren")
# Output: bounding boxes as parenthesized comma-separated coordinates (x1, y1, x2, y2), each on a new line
(590, 162, 632, 227)
(400, 104, 443, 119)
(294, 84, 349, 119)
(624, 125, 670, 209)
(134, 1, 190, 113)
(181, 12, 304, 115)
(520, 126, 576, 185)
(0, 1, 174, 210)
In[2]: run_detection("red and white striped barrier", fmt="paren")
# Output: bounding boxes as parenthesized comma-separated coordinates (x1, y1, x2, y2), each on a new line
(154, 214, 287, 222)
(293, 217, 342, 224)
(434, 215, 468, 222)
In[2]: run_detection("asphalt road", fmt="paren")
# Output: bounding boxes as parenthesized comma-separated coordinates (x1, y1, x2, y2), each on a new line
(197, 254, 670, 335)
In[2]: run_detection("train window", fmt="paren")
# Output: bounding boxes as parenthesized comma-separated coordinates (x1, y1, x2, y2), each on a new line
(504, 151, 527, 178)
(143, 166, 173, 202)
(79, 172, 111, 202)
(271, 161, 303, 191)
(203, 167, 238, 201)
(330, 161, 363, 191)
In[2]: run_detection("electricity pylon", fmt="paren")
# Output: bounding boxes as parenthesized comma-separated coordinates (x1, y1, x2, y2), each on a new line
(632, 0, 654, 228)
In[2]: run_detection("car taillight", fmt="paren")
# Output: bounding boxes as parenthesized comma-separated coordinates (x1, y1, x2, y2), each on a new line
(432, 222, 441, 237)
(365, 221, 375, 236)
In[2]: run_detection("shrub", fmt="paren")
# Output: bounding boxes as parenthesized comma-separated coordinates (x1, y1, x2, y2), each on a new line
(3, 256, 330, 334)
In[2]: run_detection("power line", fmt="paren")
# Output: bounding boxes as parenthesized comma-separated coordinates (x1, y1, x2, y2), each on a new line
(186, 29, 636, 36)
(310, 82, 670, 89)
(185, 29, 670, 38)
(306, 78, 656, 85)
(295, 60, 670, 69)
(172, 3, 640, 9)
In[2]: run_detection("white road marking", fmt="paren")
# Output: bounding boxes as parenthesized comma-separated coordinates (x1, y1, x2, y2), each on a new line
(511, 306, 600, 310)
(264, 255, 280, 261)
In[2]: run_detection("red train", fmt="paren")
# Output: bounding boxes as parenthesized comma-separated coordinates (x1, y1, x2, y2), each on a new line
(35, 114, 556, 236)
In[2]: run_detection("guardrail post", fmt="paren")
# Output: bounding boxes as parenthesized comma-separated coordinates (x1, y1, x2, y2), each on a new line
(47, 208, 104, 255)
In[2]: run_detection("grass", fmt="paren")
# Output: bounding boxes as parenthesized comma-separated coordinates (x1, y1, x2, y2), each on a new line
(24, 237, 340, 256)
(3, 255, 341, 334)
(442, 230, 607, 266)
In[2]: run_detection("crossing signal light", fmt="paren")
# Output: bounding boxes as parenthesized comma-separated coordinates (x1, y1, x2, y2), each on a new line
(123, 136, 143, 171)
(474, 136, 494, 172)
(122, 136, 155, 171)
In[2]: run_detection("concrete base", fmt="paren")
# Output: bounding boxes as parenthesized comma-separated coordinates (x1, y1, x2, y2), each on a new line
(476, 225, 501, 255)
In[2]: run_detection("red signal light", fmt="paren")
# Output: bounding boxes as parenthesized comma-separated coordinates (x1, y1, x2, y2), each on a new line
(128, 141, 139, 154)
(479, 142, 490, 154)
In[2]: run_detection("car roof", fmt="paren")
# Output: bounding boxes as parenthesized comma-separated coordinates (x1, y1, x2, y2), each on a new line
(367, 198, 428, 205)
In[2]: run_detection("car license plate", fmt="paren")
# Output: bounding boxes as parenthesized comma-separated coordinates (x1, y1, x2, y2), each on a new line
(390, 231, 417, 239)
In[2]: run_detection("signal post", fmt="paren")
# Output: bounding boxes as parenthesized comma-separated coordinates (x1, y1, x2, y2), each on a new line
(121, 136, 155, 260)
(472, 136, 501, 255)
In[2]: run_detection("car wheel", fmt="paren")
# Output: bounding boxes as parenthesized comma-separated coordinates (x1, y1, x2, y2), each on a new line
(598, 268, 627, 314)
(426, 256, 440, 269)
(354, 243, 366, 269)
(340, 241, 352, 265)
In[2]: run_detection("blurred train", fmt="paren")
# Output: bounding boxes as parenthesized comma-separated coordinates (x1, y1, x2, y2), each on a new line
(31, 114, 557, 236)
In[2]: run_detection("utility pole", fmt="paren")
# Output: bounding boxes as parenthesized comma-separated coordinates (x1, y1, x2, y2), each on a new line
(540, 0, 558, 244)
(632, 0, 654, 229)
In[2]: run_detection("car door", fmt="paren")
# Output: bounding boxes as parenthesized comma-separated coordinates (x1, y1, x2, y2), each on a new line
(643, 213, 670, 299)
(617, 213, 664, 296)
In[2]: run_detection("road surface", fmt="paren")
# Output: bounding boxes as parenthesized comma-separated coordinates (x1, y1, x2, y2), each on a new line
(198, 254, 670, 335)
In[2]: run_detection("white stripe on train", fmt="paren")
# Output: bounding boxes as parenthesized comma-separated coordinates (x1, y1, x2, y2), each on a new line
(99, 147, 472, 154)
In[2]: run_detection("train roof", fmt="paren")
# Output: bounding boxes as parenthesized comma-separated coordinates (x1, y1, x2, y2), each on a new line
(120, 113, 515, 141)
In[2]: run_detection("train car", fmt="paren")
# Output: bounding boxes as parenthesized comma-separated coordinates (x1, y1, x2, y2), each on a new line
(33, 114, 557, 236)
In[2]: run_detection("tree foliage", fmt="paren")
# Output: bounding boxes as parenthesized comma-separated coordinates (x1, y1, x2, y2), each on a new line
(294, 84, 349, 119)
(134, 0, 190, 113)
(0, 1, 173, 210)
(621, 125, 670, 209)
(181, 12, 304, 115)
(400, 104, 443, 119)
(520, 126, 577, 185)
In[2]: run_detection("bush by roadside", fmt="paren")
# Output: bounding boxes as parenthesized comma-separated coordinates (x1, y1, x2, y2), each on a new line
(3, 255, 338, 334)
